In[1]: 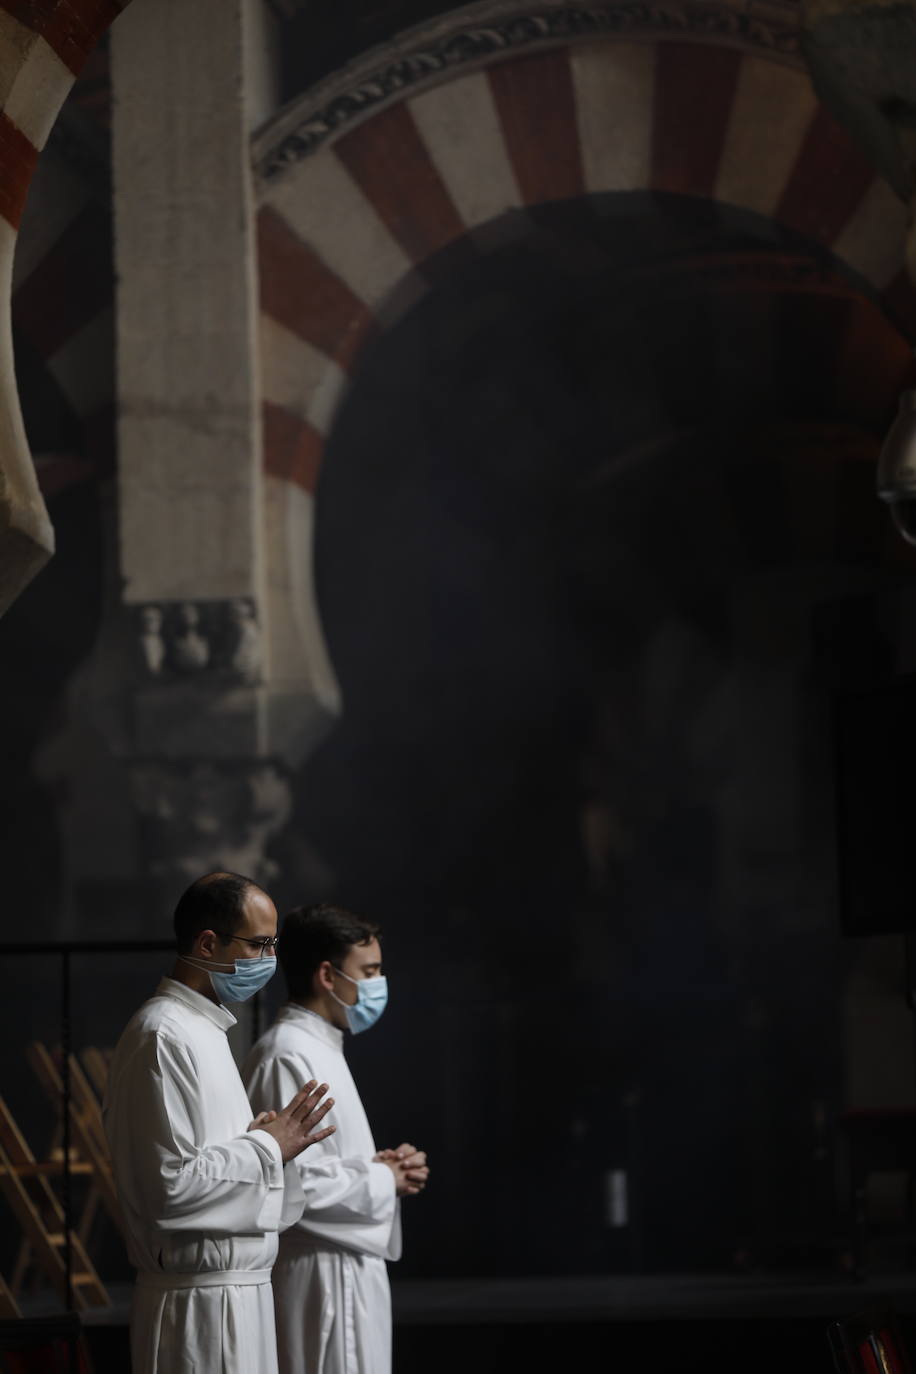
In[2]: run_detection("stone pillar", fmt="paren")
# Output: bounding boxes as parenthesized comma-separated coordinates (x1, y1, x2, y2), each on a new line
(112, 0, 264, 612)
(107, 0, 314, 898)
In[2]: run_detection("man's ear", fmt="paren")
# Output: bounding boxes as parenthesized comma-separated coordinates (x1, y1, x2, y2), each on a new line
(316, 960, 335, 993)
(197, 929, 219, 959)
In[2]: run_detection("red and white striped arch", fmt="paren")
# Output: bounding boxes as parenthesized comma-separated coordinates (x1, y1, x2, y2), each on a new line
(256, 41, 913, 493)
(0, 0, 127, 612)
(12, 54, 114, 502)
(254, 33, 912, 683)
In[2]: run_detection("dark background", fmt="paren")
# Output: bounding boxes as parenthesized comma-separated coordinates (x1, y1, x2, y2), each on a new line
(3, 191, 916, 1294)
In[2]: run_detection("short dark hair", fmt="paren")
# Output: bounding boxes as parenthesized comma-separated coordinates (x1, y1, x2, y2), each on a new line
(279, 903, 380, 1001)
(173, 871, 259, 954)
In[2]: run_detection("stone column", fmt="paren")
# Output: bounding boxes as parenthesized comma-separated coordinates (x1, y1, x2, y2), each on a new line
(112, 0, 264, 613)
(107, 0, 312, 898)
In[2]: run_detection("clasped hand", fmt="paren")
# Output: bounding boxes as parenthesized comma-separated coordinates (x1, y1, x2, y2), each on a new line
(249, 1080, 335, 1163)
(375, 1142, 429, 1196)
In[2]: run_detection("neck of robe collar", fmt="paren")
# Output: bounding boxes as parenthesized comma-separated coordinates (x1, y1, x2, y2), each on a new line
(157, 976, 237, 1032)
(279, 1001, 344, 1051)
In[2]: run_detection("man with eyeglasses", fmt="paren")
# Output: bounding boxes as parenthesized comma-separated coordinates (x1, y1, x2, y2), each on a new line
(244, 902, 429, 1374)
(104, 871, 338, 1374)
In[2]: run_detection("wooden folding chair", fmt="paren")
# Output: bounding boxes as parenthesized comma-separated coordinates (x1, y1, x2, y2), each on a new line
(26, 1044, 122, 1239)
(78, 1048, 110, 1105)
(68, 1049, 119, 1248)
(0, 1096, 108, 1310)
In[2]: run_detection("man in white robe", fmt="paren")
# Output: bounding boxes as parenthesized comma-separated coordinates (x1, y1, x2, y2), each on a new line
(244, 902, 429, 1374)
(104, 871, 338, 1374)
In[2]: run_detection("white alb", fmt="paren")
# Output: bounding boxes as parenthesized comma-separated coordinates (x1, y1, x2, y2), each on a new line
(244, 1002, 401, 1374)
(104, 977, 305, 1374)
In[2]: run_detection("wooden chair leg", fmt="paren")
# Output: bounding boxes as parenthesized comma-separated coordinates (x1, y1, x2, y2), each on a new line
(9, 1239, 30, 1296)
(77, 1185, 101, 1247)
(0, 1098, 109, 1310)
(27, 1045, 123, 1238)
(0, 1274, 20, 1318)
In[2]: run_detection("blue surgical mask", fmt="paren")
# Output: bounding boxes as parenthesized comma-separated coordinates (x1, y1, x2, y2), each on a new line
(330, 967, 388, 1034)
(179, 953, 276, 1003)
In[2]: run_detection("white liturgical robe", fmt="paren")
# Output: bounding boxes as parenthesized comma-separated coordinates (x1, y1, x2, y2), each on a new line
(104, 978, 304, 1374)
(243, 1003, 401, 1374)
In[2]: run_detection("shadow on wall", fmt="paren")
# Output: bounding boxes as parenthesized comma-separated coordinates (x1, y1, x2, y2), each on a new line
(277, 196, 916, 1276)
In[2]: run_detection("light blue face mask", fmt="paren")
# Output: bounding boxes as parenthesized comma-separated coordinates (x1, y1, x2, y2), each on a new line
(180, 953, 277, 1003)
(330, 967, 388, 1034)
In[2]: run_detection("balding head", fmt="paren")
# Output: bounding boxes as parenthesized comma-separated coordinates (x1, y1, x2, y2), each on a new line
(173, 871, 265, 953)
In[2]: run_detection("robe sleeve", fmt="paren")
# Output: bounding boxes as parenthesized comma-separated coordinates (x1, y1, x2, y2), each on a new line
(118, 1031, 289, 1237)
(245, 1049, 400, 1260)
(279, 1160, 306, 1232)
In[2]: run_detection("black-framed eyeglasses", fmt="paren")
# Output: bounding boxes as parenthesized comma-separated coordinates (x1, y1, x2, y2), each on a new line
(227, 935, 279, 958)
